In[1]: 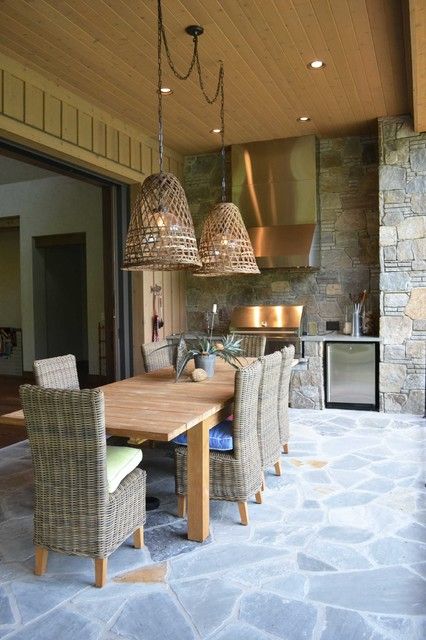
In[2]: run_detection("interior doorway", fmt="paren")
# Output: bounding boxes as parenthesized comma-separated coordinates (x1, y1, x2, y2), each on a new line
(0, 141, 132, 447)
(33, 234, 88, 375)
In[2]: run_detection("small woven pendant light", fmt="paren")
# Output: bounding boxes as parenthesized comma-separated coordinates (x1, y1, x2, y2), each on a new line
(122, 1, 201, 271)
(195, 74, 259, 277)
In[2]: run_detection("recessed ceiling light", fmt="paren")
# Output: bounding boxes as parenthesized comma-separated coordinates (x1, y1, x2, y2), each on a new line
(210, 128, 222, 134)
(308, 60, 325, 69)
(160, 87, 173, 95)
(297, 116, 311, 122)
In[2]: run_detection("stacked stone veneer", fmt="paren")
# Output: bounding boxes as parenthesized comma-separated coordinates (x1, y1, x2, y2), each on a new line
(379, 116, 426, 415)
(290, 342, 325, 410)
(184, 136, 379, 340)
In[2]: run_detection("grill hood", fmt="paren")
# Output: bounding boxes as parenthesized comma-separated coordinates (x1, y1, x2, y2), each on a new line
(231, 135, 320, 269)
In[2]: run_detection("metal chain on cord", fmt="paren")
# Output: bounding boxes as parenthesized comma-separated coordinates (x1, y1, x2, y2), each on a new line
(161, 21, 224, 105)
(157, 0, 226, 195)
(220, 77, 226, 202)
(157, 0, 164, 177)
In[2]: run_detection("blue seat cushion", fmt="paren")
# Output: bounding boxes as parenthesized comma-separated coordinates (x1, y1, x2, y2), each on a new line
(173, 420, 233, 451)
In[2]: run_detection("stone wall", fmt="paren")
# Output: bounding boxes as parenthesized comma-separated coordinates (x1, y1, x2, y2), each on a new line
(184, 136, 379, 337)
(378, 116, 426, 415)
(290, 341, 325, 410)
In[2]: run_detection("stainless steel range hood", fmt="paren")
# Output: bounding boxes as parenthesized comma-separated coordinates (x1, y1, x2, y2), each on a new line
(231, 135, 320, 269)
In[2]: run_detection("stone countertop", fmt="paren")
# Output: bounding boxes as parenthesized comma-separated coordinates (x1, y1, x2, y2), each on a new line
(301, 333, 381, 342)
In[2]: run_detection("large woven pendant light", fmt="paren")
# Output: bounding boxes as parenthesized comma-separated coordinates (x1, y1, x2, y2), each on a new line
(122, 0, 201, 271)
(195, 72, 259, 276)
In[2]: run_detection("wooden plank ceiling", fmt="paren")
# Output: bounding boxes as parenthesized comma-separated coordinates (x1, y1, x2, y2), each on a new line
(0, 0, 410, 154)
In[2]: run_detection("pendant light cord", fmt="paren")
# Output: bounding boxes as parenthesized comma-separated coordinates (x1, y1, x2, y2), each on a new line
(157, 0, 226, 201)
(157, 0, 164, 177)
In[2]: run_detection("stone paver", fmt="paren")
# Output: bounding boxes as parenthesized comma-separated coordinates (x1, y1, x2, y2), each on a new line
(0, 408, 424, 639)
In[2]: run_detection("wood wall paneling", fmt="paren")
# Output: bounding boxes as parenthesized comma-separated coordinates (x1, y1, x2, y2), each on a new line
(141, 143, 152, 177)
(62, 102, 77, 144)
(3, 72, 24, 121)
(130, 138, 142, 172)
(106, 125, 119, 162)
(24, 84, 44, 129)
(93, 120, 106, 156)
(44, 94, 61, 136)
(118, 130, 130, 167)
(78, 111, 93, 151)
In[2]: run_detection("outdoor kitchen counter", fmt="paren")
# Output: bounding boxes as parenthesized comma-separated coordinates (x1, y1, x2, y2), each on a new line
(291, 334, 382, 410)
(301, 334, 381, 342)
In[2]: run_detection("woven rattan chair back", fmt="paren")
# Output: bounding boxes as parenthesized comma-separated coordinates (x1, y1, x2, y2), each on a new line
(174, 359, 263, 511)
(33, 354, 80, 390)
(233, 334, 266, 358)
(278, 345, 295, 450)
(20, 385, 146, 587)
(141, 340, 173, 372)
(257, 351, 283, 470)
(231, 359, 263, 465)
(20, 385, 109, 556)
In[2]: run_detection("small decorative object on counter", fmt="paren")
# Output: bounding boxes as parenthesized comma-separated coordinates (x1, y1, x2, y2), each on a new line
(308, 321, 318, 335)
(342, 305, 352, 335)
(191, 368, 208, 382)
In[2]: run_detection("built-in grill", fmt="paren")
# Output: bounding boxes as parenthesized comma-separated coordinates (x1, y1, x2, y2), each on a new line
(230, 305, 304, 357)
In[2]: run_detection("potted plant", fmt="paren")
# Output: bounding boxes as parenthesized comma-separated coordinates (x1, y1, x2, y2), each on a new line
(175, 334, 244, 379)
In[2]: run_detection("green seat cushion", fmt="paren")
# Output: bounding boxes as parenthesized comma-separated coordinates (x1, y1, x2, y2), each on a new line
(106, 446, 142, 493)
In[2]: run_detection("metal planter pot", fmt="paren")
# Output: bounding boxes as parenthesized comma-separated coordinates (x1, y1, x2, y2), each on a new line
(194, 354, 216, 378)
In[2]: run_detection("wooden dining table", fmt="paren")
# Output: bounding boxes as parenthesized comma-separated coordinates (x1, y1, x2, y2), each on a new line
(0, 360, 238, 542)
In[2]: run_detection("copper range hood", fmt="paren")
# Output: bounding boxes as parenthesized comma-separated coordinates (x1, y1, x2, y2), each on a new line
(231, 135, 320, 269)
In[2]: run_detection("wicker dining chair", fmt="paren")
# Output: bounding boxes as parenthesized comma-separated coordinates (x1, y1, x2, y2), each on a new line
(19, 385, 146, 588)
(175, 360, 263, 525)
(141, 340, 173, 372)
(279, 345, 295, 454)
(233, 333, 266, 358)
(33, 354, 80, 389)
(257, 351, 283, 481)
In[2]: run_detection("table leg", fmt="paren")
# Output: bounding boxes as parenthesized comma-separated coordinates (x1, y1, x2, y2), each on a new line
(187, 419, 209, 541)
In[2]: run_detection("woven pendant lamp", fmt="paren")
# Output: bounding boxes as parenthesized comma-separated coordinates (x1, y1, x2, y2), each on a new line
(196, 202, 260, 276)
(122, 1, 201, 271)
(123, 173, 201, 270)
(195, 74, 259, 277)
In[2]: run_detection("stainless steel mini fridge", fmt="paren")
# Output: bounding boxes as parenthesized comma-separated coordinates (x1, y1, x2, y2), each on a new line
(325, 342, 379, 410)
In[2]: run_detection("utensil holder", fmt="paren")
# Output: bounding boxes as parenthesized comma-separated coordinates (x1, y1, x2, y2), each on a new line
(351, 310, 361, 337)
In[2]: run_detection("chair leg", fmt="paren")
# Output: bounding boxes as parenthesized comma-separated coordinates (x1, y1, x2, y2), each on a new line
(34, 546, 48, 576)
(238, 501, 249, 525)
(95, 558, 107, 588)
(283, 443, 289, 454)
(255, 491, 263, 504)
(261, 473, 266, 492)
(177, 494, 187, 518)
(133, 527, 144, 549)
(274, 460, 282, 476)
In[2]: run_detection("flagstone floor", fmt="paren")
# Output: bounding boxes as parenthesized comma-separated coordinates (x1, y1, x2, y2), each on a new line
(0, 408, 424, 640)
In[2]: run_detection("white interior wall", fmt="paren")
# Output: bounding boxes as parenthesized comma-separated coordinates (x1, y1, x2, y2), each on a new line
(0, 175, 103, 374)
(0, 227, 21, 327)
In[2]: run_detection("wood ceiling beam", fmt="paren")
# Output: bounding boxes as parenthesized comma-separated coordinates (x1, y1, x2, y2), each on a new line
(409, 0, 426, 132)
